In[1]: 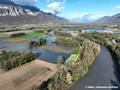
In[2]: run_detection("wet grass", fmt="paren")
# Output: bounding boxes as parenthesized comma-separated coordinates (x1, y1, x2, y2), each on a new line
(20, 33, 44, 38)
(40, 46, 72, 54)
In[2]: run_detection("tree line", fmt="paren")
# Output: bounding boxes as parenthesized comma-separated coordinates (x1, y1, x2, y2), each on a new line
(0, 50, 35, 71)
(28, 38, 46, 47)
(10, 32, 26, 37)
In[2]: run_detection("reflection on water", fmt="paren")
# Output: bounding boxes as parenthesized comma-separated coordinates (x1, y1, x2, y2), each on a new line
(0, 36, 72, 64)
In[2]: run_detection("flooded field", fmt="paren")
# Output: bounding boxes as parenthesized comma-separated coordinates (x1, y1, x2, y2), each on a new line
(0, 36, 72, 64)
(82, 28, 106, 31)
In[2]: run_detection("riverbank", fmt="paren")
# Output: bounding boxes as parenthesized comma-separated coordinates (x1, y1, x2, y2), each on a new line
(78, 32, 120, 89)
(79, 32, 120, 69)
(70, 46, 120, 90)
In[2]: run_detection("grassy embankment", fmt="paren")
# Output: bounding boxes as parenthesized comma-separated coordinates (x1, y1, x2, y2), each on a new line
(39, 37, 100, 90)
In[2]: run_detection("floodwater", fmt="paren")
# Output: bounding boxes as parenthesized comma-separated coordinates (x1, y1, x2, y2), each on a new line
(67, 31, 79, 34)
(70, 46, 120, 90)
(0, 36, 72, 64)
(113, 32, 120, 34)
(83, 28, 106, 31)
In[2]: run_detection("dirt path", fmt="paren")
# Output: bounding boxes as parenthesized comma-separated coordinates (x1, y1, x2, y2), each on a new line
(0, 60, 59, 90)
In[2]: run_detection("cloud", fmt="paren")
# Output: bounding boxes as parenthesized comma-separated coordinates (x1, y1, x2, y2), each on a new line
(112, 5, 120, 11)
(47, 0, 66, 14)
(11, 0, 38, 5)
(115, 5, 120, 10)
(60, 13, 105, 22)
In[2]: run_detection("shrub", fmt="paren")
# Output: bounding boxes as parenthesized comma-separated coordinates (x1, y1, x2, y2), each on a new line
(53, 37, 80, 47)
(0, 50, 35, 71)
(28, 38, 46, 47)
(10, 33, 26, 37)
(54, 30, 72, 37)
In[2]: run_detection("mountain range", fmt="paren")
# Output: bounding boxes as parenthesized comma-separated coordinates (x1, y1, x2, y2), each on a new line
(0, 0, 68, 25)
(94, 13, 120, 24)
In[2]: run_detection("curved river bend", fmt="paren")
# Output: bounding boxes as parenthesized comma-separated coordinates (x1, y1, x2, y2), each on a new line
(70, 46, 120, 90)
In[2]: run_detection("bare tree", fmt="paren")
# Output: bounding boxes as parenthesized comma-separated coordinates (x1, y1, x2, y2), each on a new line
(57, 56, 64, 65)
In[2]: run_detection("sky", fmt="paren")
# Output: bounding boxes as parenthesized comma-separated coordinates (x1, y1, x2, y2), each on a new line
(11, 0, 120, 22)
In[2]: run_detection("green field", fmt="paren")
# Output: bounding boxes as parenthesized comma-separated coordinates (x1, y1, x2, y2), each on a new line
(0, 33, 5, 36)
(21, 33, 44, 38)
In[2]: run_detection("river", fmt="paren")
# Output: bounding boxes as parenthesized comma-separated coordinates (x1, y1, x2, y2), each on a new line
(70, 46, 120, 90)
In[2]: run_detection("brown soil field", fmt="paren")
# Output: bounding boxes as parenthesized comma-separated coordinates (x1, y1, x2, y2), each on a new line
(40, 45, 72, 54)
(0, 60, 59, 90)
(0, 69, 5, 75)
(2, 38, 29, 43)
